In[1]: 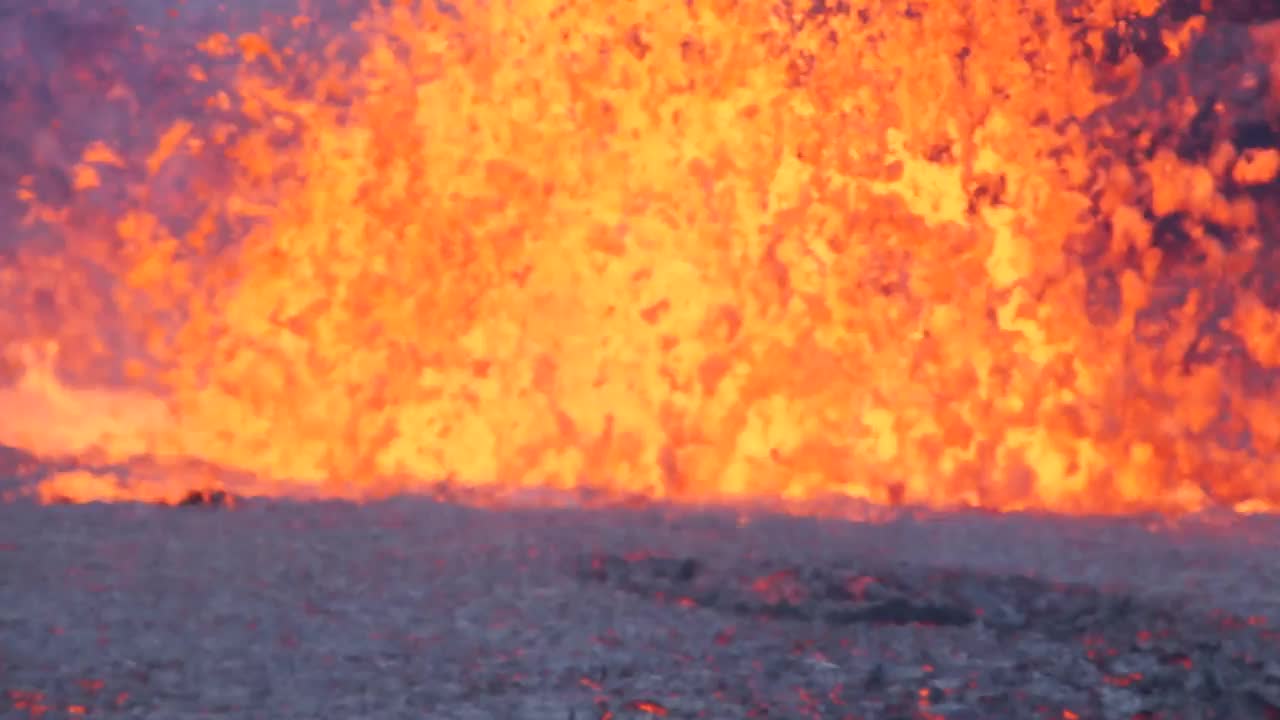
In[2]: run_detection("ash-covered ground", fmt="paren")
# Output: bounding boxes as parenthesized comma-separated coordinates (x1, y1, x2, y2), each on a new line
(2, 494, 1280, 720)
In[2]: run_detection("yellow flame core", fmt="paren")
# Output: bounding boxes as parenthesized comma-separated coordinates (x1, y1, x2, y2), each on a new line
(4, 0, 1280, 514)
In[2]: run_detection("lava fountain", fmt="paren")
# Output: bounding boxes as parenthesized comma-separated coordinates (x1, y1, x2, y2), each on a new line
(1, 0, 1279, 515)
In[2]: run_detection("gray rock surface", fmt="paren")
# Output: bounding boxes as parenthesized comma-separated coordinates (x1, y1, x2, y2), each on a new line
(2, 496, 1279, 719)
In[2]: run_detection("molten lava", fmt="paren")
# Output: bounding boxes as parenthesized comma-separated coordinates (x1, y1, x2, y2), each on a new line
(2, 0, 1279, 514)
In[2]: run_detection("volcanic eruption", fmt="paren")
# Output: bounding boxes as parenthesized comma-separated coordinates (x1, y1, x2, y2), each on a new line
(1, 0, 1279, 516)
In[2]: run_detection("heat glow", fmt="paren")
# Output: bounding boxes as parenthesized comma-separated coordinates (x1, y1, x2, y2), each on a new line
(2, 0, 1279, 514)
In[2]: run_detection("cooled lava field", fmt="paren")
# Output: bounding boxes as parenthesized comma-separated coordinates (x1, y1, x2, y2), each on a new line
(3, 491, 1280, 719)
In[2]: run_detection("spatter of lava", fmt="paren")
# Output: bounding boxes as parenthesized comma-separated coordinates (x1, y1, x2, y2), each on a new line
(1, 0, 1279, 515)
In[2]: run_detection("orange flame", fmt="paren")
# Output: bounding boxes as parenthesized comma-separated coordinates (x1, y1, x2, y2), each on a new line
(2, 1, 1280, 515)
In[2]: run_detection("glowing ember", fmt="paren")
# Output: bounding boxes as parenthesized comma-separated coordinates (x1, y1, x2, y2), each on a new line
(1, 1, 1279, 514)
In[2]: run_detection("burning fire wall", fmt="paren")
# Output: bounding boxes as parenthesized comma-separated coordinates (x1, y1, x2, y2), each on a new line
(1, 0, 1280, 516)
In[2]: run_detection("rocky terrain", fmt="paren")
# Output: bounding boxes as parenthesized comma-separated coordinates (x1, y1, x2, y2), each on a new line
(3, 495, 1280, 719)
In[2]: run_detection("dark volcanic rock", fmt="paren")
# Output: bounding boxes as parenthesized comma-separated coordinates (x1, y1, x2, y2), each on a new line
(579, 552, 981, 627)
(175, 488, 238, 508)
(3, 498, 1280, 719)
